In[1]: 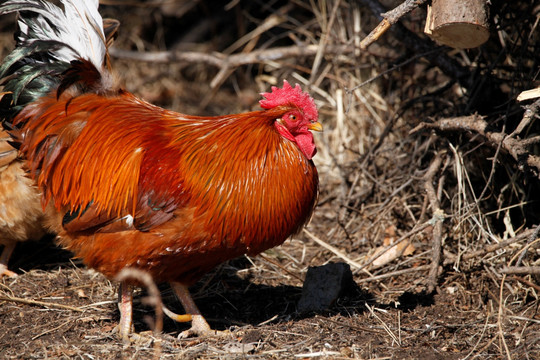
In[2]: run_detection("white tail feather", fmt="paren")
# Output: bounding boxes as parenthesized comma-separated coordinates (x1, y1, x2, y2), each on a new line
(13, 0, 106, 69)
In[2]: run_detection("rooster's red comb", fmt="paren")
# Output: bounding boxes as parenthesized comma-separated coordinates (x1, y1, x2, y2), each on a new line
(259, 80, 318, 121)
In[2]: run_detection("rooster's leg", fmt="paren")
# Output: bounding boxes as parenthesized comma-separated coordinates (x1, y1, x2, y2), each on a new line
(170, 282, 226, 338)
(117, 282, 134, 341)
(0, 242, 18, 277)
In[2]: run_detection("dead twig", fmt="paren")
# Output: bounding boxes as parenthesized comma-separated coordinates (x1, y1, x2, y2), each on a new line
(258, 253, 304, 282)
(0, 295, 84, 312)
(110, 43, 351, 87)
(495, 228, 536, 360)
(360, 0, 429, 50)
(356, 221, 433, 273)
(310, 0, 341, 83)
(509, 276, 540, 292)
(500, 266, 540, 275)
(366, 304, 401, 346)
(411, 114, 540, 179)
(422, 152, 445, 293)
(303, 228, 366, 271)
(357, 264, 431, 283)
(515, 224, 540, 266)
(443, 227, 537, 264)
(509, 98, 540, 137)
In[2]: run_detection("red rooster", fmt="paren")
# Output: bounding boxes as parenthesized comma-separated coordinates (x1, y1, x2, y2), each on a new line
(1, 0, 321, 339)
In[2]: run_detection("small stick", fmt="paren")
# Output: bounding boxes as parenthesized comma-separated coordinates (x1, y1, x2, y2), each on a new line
(355, 221, 433, 273)
(500, 266, 540, 275)
(258, 253, 304, 282)
(303, 228, 365, 271)
(443, 228, 537, 263)
(509, 98, 540, 137)
(110, 44, 350, 69)
(357, 264, 431, 283)
(360, 0, 430, 49)
(509, 275, 540, 292)
(423, 153, 445, 293)
(411, 114, 540, 179)
(0, 295, 84, 312)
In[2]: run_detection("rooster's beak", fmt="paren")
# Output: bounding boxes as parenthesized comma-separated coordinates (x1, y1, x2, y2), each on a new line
(307, 121, 323, 132)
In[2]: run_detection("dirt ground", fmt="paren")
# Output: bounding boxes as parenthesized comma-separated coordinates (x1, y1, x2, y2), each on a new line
(1, 1, 540, 359)
(2, 218, 539, 359)
(4, 223, 538, 360)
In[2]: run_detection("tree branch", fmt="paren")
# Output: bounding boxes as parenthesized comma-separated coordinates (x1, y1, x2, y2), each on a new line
(110, 44, 350, 69)
(411, 112, 540, 179)
(360, 0, 429, 49)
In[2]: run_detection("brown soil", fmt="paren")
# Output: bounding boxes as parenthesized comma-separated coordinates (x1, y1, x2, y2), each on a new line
(3, 234, 537, 359)
(2, 209, 538, 359)
(2, 1, 540, 359)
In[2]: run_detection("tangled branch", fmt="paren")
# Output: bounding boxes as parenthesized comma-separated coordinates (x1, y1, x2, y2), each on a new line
(411, 101, 540, 178)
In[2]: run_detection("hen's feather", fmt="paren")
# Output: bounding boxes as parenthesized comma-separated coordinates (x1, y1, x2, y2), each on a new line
(0, 129, 46, 276)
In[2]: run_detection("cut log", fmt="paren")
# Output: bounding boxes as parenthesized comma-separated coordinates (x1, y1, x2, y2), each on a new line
(425, 0, 490, 49)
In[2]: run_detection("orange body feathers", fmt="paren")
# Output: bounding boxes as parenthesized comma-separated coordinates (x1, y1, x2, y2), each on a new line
(17, 88, 320, 286)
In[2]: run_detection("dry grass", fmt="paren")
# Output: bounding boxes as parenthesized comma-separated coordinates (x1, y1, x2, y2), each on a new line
(1, 0, 540, 358)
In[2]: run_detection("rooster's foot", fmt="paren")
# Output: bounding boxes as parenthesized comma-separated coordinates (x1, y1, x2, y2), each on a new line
(0, 264, 17, 278)
(113, 327, 158, 345)
(178, 314, 229, 339)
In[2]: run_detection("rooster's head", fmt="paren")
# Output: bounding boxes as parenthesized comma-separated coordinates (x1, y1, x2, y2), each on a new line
(260, 80, 322, 160)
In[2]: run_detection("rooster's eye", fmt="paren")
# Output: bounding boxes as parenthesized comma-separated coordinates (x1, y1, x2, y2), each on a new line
(290, 115, 297, 121)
